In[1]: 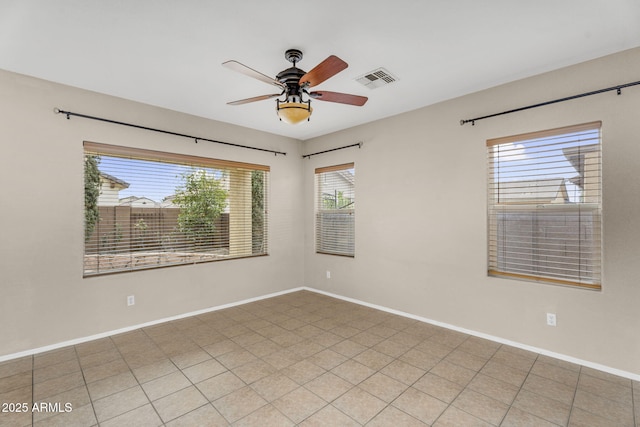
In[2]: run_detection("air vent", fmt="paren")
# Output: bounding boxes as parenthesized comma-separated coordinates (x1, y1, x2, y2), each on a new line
(355, 68, 398, 89)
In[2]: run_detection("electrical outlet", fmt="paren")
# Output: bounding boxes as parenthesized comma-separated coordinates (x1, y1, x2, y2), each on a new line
(326, 270, 331, 279)
(127, 295, 135, 306)
(546, 313, 557, 326)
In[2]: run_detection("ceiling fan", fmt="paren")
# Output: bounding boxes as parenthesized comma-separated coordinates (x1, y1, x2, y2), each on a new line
(222, 49, 368, 125)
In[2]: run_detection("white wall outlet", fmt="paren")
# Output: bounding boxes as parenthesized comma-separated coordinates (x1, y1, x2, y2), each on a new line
(326, 270, 331, 279)
(127, 295, 135, 306)
(546, 312, 557, 326)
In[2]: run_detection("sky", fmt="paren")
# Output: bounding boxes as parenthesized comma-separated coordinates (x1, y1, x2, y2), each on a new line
(97, 156, 224, 203)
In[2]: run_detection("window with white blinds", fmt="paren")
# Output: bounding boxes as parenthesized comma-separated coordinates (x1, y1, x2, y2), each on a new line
(315, 163, 355, 257)
(487, 122, 602, 289)
(83, 142, 269, 276)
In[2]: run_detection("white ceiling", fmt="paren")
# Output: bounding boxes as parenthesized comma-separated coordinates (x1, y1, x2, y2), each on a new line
(1, 1, 639, 140)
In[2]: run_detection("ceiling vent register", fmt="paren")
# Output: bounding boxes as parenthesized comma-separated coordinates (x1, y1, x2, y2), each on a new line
(356, 68, 398, 89)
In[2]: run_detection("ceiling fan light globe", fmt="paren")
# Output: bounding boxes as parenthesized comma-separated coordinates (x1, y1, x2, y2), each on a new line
(277, 102, 312, 125)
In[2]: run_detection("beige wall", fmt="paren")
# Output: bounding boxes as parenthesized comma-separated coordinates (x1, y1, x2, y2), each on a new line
(0, 69, 304, 356)
(303, 47, 640, 376)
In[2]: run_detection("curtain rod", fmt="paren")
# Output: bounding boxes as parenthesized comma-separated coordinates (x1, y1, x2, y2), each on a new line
(460, 79, 640, 126)
(54, 108, 287, 156)
(302, 142, 362, 159)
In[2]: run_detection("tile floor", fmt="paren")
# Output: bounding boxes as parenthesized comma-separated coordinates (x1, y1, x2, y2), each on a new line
(0, 290, 637, 426)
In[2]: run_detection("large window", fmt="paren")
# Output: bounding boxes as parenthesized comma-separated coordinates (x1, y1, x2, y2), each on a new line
(83, 142, 269, 276)
(315, 163, 355, 257)
(487, 122, 602, 289)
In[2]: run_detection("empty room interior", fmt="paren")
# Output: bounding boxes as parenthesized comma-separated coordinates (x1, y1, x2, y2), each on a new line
(1, 1, 639, 426)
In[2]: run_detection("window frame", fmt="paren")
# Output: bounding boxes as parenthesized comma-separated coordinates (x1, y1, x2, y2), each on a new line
(486, 122, 602, 290)
(83, 141, 269, 277)
(315, 162, 355, 257)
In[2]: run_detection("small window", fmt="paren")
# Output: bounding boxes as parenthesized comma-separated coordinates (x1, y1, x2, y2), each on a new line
(315, 163, 355, 257)
(83, 142, 269, 276)
(487, 122, 602, 289)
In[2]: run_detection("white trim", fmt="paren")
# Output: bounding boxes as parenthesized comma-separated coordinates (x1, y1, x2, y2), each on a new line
(302, 287, 640, 382)
(0, 287, 304, 363)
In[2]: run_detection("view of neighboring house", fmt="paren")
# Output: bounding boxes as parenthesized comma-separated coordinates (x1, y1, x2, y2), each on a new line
(97, 173, 129, 206)
(118, 196, 159, 208)
(563, 143, 600, 203)
(497, 178, 570, 204)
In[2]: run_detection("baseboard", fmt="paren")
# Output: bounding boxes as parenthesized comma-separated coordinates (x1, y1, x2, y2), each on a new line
(302, 287, 640, 382)
(0, 287, 305, 363)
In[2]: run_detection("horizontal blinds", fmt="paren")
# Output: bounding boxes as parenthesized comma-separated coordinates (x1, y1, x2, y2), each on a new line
(83, 142, 269, 276)
(487, 122, 602, 289)
(315, 163, 355, 257)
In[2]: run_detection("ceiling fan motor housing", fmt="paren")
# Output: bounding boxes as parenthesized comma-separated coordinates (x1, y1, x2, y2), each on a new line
(277, 67, 307, 102)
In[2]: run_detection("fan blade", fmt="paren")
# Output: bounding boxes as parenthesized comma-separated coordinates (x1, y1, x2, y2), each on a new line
(227, 93, 281, 105)
(299, 55, 348, 87)
(222, 60, 285, 89)
(310, 91, 368, 106)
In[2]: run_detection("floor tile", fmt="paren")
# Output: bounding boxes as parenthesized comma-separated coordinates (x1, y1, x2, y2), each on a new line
(33, 370, 84, 401)
(413, 372, 464, 403)
(577, 372, 633, 406)
(99, 403, 162, 427)
(480, 360, 529, 388)
(0, 357, 32, 380)
(33, 402, 97, 427)
(467, 372, 519, 405)
(234, 404, 295, 427)
(451, 388, 509, 425)
(272, 387, 326, 424)
(367, 405, 428, 426)
(142, 370, 192, 401)
(400, 348, 441, 371)
(304, 372, 352, 402)
(433, 405, 493, 427)
(331, 359, 375, 385)
(392, 387, 448, 425)
(182, 358, 226, 383)
(164, 403, 229, 427)
(522, 373, 576, 405)
(152, 386, 208, 423)
(261, 349, 301, 370)
(501, 406, 559, 427)
(132, 358, 178, 384)
(250, 372, 299, 401)
(86, 370, 138, 401)
(281, 360, 326, 385)
(360, 372, 409, 402)
(298, 404, 360, 427)
(232, 359, 276, 384)
(568, 406, 628, 427)
(332, 386, 387, 424)
(572, 388, 635, 426)
(352, 348, 394, 371)
(309, 348, 348, 370)
(429, 360, 476, 386)
(196, 371, 245, 402)
(380, 359, 426, 385)
(93, 385, 150, 422)
(212, 386, 267, 423)
(512, 388, 571, 426)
